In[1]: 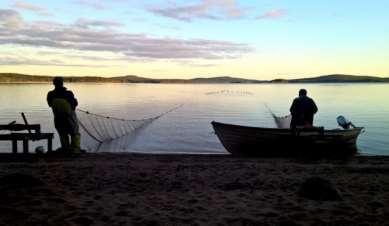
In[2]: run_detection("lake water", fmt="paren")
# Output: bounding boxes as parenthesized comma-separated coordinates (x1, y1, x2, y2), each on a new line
(0, 83, 388, 155)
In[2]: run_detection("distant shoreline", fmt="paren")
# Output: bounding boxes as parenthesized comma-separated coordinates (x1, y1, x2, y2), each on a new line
(1, 73, 389, 84)
(1, 81, 389, 85)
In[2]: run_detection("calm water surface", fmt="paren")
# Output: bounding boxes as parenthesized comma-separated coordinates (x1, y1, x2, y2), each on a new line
(0, 83, 388, 155)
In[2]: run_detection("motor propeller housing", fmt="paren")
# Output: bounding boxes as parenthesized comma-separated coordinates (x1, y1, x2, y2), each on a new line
(337, 115, 355, 129)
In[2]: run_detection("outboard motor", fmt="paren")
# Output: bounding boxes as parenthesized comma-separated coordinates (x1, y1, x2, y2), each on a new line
(337, 115, 355, 129)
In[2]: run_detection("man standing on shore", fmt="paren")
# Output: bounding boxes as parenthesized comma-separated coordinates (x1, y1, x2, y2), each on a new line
(290, 89, 318, 129)
(47, 77, 81, 152)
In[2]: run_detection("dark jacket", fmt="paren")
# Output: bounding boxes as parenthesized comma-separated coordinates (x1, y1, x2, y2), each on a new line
(290, 96, 318, 128)
(47, 87, 78, 110)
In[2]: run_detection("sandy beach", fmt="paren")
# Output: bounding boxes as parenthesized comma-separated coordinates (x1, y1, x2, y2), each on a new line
(0, 153, 388, 226)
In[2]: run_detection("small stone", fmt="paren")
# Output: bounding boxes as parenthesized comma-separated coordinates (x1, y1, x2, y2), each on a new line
(299, 177, 341, 201)
(0, 173, 45, 189)
(71, 216, 94, 226)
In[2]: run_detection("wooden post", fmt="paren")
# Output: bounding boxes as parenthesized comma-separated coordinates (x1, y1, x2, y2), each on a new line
(23, 139, 29, 154)
(47, 138, 52, 152)
(12, 139, 17, 154)
(21, 113, 32, 134)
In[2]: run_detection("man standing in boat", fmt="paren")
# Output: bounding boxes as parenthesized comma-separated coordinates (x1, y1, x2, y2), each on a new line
(290, 89, 318, 129)
(47, 77, 81, 153)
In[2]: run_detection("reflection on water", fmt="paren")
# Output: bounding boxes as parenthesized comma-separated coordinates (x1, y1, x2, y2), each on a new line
(0, 83, 388, 155)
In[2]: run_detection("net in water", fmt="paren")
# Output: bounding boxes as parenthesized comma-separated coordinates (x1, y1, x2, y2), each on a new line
(264, 104, 291, 129)
(272, 114, 291, 129)
(76, 105, 181, 151)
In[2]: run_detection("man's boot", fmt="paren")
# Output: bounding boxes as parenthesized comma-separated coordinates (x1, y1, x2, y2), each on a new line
(58, 133, 70, 151)
(70, 134, 81, 153)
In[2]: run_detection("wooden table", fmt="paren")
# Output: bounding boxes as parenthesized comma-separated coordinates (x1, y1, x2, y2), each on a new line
(0, 133, 54, 153)
(0, 124, 54, 153)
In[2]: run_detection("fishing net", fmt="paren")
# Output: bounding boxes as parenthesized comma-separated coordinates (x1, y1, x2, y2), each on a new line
(76, 105, 181, 151)
(205, 90, 253, 96)
(272, 114, 292, 129)
(264, 104, 291, 129)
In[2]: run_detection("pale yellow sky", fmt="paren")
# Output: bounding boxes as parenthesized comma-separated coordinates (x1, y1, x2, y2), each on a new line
(1, 0, 389, 80)
(1, 50, 388, 80)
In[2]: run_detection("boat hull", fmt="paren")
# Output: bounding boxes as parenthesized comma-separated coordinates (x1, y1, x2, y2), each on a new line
(212, 121, 363, 157)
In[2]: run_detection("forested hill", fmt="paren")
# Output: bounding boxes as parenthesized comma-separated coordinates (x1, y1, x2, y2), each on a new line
(0, 73, 388, 83)
(287, 74, 389, 83)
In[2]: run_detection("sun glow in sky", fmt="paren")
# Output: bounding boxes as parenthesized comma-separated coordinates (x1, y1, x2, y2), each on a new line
(0, 0, 388, 79)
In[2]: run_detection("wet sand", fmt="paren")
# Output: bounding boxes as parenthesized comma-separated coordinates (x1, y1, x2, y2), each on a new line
(0, 153, 388, 226)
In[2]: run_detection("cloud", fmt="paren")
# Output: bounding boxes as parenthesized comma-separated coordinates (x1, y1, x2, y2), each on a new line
(257, 9, 287, 20)
(74, 18, 123, 28)
(36, 50, 124, 61)
(73, 0, 107, 10)
(0, 9, 23, 29)
(177, 60, 217, 67)
(0, 55, 111, 67)
(0, 10, 252, 61)
(149, 0, 244, 22)
(12, 1, 50, 16)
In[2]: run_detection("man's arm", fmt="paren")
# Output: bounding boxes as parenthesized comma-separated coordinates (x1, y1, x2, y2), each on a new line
(290, 98, 297, 114)
(67, 91, 78, 109)
(311, 99, 318, 114)
(46, 91, 53, 107)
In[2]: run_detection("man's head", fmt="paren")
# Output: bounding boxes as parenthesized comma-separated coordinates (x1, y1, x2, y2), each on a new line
(299, 89, 307, 97)
(53, 76, 64, 88)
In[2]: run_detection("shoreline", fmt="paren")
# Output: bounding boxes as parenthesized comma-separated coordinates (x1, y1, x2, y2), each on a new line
(0, 153, 388, 225)
(1, 73, 389, 84)
(2, 81, 389, 85)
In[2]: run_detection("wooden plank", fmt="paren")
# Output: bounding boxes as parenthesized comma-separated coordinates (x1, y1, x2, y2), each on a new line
(0, 124, 40, 133)
(0, 133, 53, 140)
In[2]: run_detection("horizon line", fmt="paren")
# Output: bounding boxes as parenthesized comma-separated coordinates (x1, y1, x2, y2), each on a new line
(1, 72, 389, 81)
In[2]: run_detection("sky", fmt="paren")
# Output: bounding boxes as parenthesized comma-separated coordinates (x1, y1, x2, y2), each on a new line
(0, 0, 388, 79)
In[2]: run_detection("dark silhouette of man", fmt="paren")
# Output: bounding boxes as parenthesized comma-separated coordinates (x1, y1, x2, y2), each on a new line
(47, 77, 81, 152)
(290, 89, 318, 129)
